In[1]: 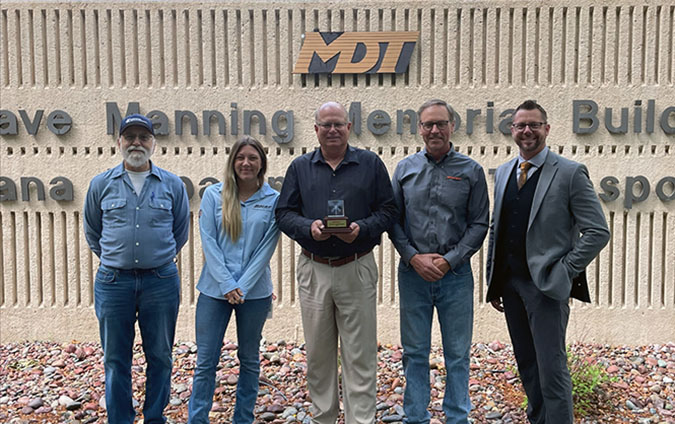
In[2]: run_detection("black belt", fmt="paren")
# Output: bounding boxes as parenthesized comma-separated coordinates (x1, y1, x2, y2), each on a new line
(301, 248, 372, 267)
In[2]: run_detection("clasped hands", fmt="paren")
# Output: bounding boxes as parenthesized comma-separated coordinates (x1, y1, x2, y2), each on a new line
(310, 219, 360, 244)
(410, 253, 450, 282)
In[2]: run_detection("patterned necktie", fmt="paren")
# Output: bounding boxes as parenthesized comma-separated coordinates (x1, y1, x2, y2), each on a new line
(518, 161, 533, 189)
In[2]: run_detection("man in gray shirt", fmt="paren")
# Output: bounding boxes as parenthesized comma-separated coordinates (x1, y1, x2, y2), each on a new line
(389, 99, 489, 423)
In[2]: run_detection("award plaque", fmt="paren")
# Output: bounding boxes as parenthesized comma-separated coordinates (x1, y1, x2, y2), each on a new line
(323, 200, 351, 233)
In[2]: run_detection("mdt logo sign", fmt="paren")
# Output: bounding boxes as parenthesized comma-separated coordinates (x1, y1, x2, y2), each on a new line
(293, 31, 419, 74)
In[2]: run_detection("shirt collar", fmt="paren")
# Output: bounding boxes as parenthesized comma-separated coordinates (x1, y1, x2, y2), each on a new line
(213, 181, 276, 203)
(111, 161, 161, 180)
(311, 145, 360, 166)
(423, 143, 454, 164)
(518, 147, 548, 169)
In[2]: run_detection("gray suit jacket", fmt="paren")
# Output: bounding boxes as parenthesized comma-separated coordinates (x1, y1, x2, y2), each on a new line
(485, 149, 610, 302)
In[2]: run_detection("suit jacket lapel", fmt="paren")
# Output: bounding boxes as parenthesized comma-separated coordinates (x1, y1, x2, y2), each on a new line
(493, 158, 517, 231)
(528, 151, 558, 230)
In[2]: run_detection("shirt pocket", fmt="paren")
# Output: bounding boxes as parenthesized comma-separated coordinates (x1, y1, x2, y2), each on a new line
(101, 198, 127, 228)
(148, 197, 174, 228)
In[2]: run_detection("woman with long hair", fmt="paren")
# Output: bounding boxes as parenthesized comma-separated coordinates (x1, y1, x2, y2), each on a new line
(188, 136, 280, 423)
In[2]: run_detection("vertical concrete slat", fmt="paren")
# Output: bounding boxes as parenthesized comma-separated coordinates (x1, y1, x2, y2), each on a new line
(524, 6, 537, 87)
(137, 8, 149, 88)
(227, 9, 240, 87)
(19, 9, 33, 87)
(79, 210, 94, 308)
(99, 8, 111, 88)
(497, 7, 510, 87)
(666, 212, 675, 308)
(578, 6, 590, 86)
(511, 6, 524, 87)
(616, 6, 630, 86)
(75, 8, 88, 88)
(538, 6, 552, 87)
(16, 212, 28, 307)
(33, 9, 46, 88)
(475, 7, 487, 88)
(162, 8, 176, 88)
(240, 8, 252, 88)
(213, 7, 226, 88)
(549, 7, 563, 86)
(604, 6, 617, 86)
(278, 8, 290, 89)
(590, 6, 604, 86)
(43, 211, 55, 308)
(124, 9, 138, 88)
(563, 6, 576, 86)
(6, 8, 20, 88)
(253, 8, 266, 88)
(149, 9, 162, 88)
(637, 212, 651, 308)
(484, 7, 497, 87)
(109, 8, 122, 87)
(176, 8, 188, 88)
(1, 213, 16, 307)
(433, 7, 445, 87)
(84, 9, 98, 88)
(188, 8, 201, 87)
(644, 6, 656, 86)
(631, 5, 644, 86)
(203, 8, 215, 88)
(656, 5, 670, 85)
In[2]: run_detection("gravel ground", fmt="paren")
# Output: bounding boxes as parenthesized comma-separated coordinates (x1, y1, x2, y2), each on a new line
(0, 340, 673, 423)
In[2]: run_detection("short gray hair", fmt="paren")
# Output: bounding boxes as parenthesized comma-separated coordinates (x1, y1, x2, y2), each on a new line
(417, 99, 455, 124)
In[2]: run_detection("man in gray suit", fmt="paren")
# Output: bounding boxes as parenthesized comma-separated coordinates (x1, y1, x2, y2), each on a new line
(486, 100, 610, 423)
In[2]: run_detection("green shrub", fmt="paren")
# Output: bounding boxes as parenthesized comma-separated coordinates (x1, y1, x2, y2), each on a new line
(568, 350, 613, 416)
(518, 349, 613, 416)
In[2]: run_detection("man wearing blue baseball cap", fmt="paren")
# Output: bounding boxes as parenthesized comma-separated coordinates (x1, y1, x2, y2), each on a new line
(84, 114, 190, 423)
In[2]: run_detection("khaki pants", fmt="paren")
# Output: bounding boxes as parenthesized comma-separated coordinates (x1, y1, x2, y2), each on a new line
(297, 252, 378, 424)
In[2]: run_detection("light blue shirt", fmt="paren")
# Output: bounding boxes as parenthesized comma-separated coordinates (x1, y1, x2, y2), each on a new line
(83, 162, 190, 269)
(517, 147, 548, 181)
(197, 182, 280, 300)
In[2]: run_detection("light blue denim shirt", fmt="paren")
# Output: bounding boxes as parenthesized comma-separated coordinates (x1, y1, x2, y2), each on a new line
(83, 162, 190, 269)
(197, 182, 280, 300)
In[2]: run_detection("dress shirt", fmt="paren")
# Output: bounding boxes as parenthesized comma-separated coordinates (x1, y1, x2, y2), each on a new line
(390, 147, 489, 269)
(516, 147, 548, 181)
(83, 161, 190, 270)
(275, 145, 398, 258)
(197, 182, 280, 300)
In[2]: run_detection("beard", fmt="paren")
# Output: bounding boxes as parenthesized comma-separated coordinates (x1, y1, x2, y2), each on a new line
(122, 144, 153, 168)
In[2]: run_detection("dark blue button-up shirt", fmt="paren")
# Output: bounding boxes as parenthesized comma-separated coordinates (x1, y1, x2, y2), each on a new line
(83, 162, 190, 269)
(389, 147, 489, 269)
(275, 146, 398, 257)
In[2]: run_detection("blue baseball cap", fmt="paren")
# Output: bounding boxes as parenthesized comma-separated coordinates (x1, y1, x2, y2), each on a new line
(119, 114, 154, 136)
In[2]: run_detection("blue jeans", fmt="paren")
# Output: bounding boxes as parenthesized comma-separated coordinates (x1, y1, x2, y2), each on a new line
(188, 293, 272, 424)
(398, 260, 474, 424)
(94, 262, 180, 424)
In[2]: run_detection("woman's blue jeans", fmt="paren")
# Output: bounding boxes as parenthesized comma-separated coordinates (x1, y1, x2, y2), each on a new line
(398, 260, 474, 424)
(187, 293, 272, 424)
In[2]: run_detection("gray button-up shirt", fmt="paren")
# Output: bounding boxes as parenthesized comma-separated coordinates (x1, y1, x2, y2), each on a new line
(389, 147, 489, 269)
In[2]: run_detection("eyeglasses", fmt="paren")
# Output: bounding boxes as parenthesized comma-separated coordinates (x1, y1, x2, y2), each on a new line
(420, 120, 450, 131)
(316, 122, 347, 130)
(122, 133, 153, 142)
(511, 122, 546, 131)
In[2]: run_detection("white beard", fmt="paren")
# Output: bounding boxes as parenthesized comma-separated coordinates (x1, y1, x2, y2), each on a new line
(122, 145, 153, 168)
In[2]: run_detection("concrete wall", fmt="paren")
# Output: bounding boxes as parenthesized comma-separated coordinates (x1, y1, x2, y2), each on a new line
(0, 0, 673, 344)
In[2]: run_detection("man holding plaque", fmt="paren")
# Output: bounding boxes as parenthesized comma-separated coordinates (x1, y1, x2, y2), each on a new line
(276, 101, 398, 424)
(389, 99, 489, 423)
